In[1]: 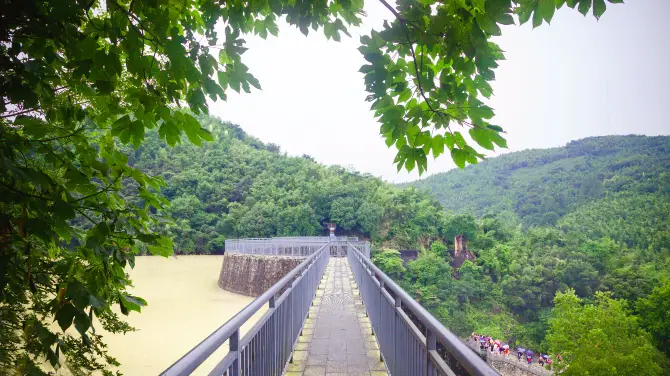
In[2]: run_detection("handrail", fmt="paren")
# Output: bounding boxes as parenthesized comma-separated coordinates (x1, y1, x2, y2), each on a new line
(161, 242, 330, 376)
(225, 237, 369, 258)
(348, 242, 499, 376)
(226, 236, 359, 242)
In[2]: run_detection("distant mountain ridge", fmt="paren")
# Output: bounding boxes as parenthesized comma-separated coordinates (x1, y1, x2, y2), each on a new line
(403, 135, 670, 228)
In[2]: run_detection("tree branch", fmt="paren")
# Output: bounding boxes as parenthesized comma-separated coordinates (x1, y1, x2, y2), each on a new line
(1, 108, 42, 119)
(70, 174, 122, 203)
(378, 0, 449, 129)
(110, 1, 163, 48)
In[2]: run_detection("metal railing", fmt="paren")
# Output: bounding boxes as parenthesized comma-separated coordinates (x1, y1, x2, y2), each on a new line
(225, 237, 369, 258)
(348, 243, 500, 376)
(161, 243, 330, 376)
(229, 236, 359, 242)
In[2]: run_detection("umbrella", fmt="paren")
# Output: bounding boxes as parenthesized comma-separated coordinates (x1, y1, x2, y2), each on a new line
(542, 354, 548, 359)
(494, 340, 501, 345)
(503, 344, 509, 349)
(526, 350, 534, 356)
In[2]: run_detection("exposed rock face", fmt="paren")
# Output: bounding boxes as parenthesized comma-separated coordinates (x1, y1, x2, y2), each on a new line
(218, 253, 304, 297)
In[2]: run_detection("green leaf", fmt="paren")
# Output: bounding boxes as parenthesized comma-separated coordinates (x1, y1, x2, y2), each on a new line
(111, 115, 145, 147)
(74, 312, 91, 335)
(537, 0, 556, 23)
(181, 113, 205, 146)
(217, 71, 228, 88)
(159, 118, 181, 146)
(199, 128, 214, 142)
(431, 135, 445, 157)
(65, 281, 89, 310)
(398, 89, 412, 103)
(497, 14, 515, 25)
(147, 235, 174, 257)
(14, 116, 49, 138)
(486, 124, 504, 132)
(469, 128, 495, 150)
(593, 0, 606, 19)
(451, 148, 467, 168)
(470, 104, 495, 120)
(532, 6, 544, 28)
(578, 0, 592, 15)
(119, 294, 147, 314)
(55, 303, 77, 332)
(516, 1, 536, 25)
(490, 131, 508, 148)
(246, 73, 262, 90)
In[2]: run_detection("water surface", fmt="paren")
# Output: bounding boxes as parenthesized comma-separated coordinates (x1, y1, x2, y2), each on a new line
(102, 255, 264, 375)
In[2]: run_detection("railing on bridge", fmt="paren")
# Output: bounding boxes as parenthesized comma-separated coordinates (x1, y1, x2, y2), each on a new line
(161, 243, 330, 376)
(348, 242, 499, 376)
(225, 237, 369, 258)
(163, 237, 495, 376)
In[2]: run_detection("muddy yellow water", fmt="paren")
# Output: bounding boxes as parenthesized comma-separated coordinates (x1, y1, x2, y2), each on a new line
(95, 255, 264, 375)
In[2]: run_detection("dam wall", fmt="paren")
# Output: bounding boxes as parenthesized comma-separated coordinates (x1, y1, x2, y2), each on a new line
(218, 253, 304, 297)
(491, 357, 552, 376)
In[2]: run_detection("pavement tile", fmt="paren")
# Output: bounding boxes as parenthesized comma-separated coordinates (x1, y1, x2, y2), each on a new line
(294, 258, 387, 376)
(304, 366, 327, 376)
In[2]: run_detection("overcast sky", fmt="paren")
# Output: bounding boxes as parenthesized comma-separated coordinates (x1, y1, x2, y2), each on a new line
(210, 1, 670, 183)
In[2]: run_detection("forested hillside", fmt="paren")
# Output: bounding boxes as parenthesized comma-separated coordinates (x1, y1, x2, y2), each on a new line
(405, 135, 670, 228)
(128, 116, 445, 253)
(381, 135, 670, 374)
(127, 121, 670, 374)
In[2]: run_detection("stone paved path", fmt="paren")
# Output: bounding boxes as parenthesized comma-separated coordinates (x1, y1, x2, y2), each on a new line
(285, 257, 388, 376)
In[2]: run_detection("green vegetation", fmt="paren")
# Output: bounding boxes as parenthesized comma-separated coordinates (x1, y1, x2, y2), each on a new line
(0, 0, 646, 373)
(546, 290, 664, 376)
(406, 135, 670, 228)
(137, 124, 670, 373)
(382, 135, 670, 373)
(129, 116, 446, 253)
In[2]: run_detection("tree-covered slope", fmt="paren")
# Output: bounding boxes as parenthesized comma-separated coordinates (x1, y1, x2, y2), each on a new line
(129, 119, 670, 372)
(405, 135, 670, 227)
(128, 116, 445, 253)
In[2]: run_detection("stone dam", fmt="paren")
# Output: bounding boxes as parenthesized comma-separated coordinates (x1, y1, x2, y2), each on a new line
(217, 252, 304, 297)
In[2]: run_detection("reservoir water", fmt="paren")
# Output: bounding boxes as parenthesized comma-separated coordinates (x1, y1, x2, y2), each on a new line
(101, 255, 264, 375)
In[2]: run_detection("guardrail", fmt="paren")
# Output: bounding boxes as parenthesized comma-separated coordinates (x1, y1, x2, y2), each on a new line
(226, 236, 358, 244)
(225, 239, 327, 257)
(225, 238, 369, 258)
(161, 243, 330, 376)
(348, 243, 500, 376)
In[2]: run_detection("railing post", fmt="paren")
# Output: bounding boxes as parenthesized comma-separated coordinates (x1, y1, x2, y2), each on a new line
(427, 329, 436, 376)
(393, 295, 401, 374)
(269, 296, 276, 373)
(289, 281, 294, 364)
(377, 280, 384, 336)
(230, 329, 240, 376)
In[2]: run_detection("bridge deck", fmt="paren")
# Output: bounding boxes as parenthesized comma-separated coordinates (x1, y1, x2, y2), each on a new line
(285, 258, 388, 376)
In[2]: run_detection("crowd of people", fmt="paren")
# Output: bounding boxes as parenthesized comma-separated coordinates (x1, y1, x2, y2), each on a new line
(470, 333, 562, 371)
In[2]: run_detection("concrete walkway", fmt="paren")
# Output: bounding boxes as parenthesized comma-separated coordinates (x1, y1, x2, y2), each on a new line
(285, 258, 388, 376)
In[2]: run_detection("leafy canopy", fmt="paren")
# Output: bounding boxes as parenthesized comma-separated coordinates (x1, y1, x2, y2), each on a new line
(1, 0, 622, 373)
(546, 289, 664, 376)
(362, 0, 623, 172)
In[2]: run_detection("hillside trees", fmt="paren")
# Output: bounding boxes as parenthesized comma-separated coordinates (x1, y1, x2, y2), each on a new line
(546, 290, 665, 376)
(637, 281, 670, 355)
(409, 136, 670, 229)
(131, 119, 454, 252)
(0, 0, 627, 372)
